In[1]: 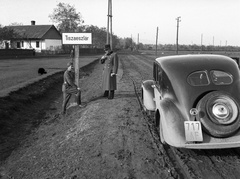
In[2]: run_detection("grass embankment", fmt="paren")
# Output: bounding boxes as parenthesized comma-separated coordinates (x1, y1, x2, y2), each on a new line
(0, 58, 100, 162)
(0, 55, 100, 97)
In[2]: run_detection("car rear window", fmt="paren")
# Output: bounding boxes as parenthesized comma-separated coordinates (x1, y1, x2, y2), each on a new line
(187, 71, 210, 86)
(210, 70, 233, 85)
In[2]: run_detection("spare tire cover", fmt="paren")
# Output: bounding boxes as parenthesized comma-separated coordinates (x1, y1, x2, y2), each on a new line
(196, 91, 240, 138)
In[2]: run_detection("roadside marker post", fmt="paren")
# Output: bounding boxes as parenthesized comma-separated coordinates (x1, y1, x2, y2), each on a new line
(62, 33, 92, 87)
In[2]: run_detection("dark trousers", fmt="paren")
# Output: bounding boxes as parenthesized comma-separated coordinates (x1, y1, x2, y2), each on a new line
(104, 90, 114, 99)
(62, 88, 81, 113)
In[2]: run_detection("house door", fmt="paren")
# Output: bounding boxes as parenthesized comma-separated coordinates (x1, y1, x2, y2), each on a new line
(5, 42, 9, 49)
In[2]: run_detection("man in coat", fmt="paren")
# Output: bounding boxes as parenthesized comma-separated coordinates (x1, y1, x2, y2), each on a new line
(100, 44, 119, 99)
(62, 62, 84, 114)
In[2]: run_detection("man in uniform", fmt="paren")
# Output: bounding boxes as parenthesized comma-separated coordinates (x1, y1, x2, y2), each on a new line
(100, 44, 119, 99)
(62, 62, 84, 114)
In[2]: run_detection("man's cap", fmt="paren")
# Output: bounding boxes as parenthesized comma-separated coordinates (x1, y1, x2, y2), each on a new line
(67, 62, 73, 67)
(104, 44, 111, 50)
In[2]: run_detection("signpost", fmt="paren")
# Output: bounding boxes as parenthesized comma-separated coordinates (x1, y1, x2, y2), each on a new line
(62, 33, 92, 45)
(62, 32, 92, 87)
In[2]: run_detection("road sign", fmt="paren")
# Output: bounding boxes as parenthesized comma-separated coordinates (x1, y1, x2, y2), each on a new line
(62, 33, 92, 45)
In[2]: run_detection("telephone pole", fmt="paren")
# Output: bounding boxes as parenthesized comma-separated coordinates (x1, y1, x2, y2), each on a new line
(137, 33, 139, 51)
(107, 0, 113, 49)
(156, 27, 159, 57)
(176, 16, 181, 54)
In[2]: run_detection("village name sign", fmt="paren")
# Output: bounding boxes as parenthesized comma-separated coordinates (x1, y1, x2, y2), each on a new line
(62, 33, 92, 45)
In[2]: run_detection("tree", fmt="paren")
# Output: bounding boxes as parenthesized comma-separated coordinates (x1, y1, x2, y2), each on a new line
(120, 37, 134, 49)
(49, 2, 84, 33)
(79, 25, 107, 48)
(0, 25, 22, 48)
(77, 25, 120, 49)
(0, 25, 20, 41)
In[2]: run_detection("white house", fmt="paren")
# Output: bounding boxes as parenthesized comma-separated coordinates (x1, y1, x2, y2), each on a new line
(6, 21, 62, 52)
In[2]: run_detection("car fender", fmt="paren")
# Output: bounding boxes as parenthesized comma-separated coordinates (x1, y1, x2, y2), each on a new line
(159, 99, 187, 147)
(141, 80, 156, 111)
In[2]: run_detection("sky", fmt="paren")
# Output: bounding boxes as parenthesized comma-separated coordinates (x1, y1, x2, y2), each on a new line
(1, 0, 240, 46)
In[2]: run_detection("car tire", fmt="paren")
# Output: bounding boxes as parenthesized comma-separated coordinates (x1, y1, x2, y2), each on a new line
(155, 111, 166, 144)
(141, 88, 145, 111)
(196, 91, 240, 137)
(159, 122, 166, 144)
(155, 111, 160, 131)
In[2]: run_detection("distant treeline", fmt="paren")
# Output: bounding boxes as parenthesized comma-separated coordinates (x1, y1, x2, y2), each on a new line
(143, 44, 240, 52)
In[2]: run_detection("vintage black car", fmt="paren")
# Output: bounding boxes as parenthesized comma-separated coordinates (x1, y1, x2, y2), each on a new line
(142, 54, 240, 149)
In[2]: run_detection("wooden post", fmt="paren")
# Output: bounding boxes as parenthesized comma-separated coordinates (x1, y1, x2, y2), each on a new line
(156, 27, 158, 57)
(74, 45, 80, 87)
(106, 0, 110, 44)
(107, 0, 113, 48)
(176, 16, 181, 55)
(109, 0, 113, 49)
(137, 33, 139, 51)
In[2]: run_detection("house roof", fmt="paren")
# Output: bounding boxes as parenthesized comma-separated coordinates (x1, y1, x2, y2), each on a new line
(7, 25, 61, 39)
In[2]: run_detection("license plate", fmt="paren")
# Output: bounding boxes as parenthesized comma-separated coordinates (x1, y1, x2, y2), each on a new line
(184, 121, 203, 142)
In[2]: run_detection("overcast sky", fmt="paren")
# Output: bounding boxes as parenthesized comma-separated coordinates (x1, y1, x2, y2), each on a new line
(1, 0, 240, 46)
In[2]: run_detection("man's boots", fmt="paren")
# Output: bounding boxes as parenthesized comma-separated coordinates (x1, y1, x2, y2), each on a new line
(108, 90, 114, 99)
(103, 90, 109, 97)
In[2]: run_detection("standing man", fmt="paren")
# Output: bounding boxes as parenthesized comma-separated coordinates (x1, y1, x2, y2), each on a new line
(62, 62, 84, 114)
(100, 44, 119, 99)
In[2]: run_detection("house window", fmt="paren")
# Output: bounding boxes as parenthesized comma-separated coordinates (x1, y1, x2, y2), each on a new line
(21, 41, 24, 47)
(36, 41, 40, 48)
(17, 42, 20, 48)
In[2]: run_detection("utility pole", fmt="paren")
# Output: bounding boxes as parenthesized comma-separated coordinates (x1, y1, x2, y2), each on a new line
(131, 34, 133, 51)
(225, 40, 228, 53)
(201, 34, 203, 51)
(109, 0, 113, 48)
(137, 33, 139, 51)
(156, 27, 159, 57)
(176, 16, 181, 54)
(107, 0, 113, 49)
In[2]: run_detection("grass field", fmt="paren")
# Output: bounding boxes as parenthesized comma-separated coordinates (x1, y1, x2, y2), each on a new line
(0, 55, 100, 97)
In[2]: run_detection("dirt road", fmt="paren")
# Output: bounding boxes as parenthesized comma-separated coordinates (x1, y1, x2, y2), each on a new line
(0, 52, 173, 179)
(1, 51, 240, 179)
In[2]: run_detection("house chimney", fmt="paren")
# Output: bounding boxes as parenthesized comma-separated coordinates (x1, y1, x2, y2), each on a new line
(31, 21, 35, 25)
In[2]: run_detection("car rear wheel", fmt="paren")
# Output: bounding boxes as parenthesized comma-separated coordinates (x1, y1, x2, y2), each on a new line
(159, 122, 166, 144)
(155, 111, 166, 144)
(141, 88, 145, 111)
(196, 91, 240, 137)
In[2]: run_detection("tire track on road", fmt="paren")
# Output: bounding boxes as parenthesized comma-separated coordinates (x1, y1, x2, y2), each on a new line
(128, 52, 240, 179)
